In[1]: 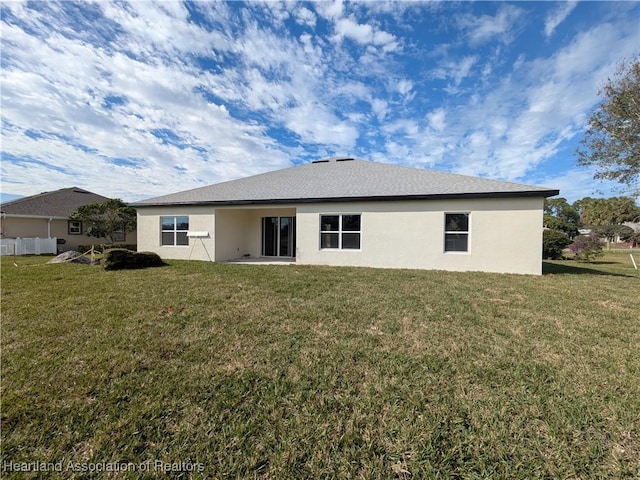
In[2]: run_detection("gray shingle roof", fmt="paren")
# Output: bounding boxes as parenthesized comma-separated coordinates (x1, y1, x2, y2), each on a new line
(133, 158, 559, 206)
(0, 187, 110, 217)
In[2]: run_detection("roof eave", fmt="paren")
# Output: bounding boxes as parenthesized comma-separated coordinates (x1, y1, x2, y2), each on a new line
(131, 189, 560, 208)
(0, 213, 69, 219)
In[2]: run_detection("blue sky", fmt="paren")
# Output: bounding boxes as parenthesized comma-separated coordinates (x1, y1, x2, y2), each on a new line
(1, 1, 638, 204)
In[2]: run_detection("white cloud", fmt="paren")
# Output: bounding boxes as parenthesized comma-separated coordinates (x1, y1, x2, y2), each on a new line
(2, 0, 401, 200)
(283, 102, 359, 148)
(0, 3, 296, 199)
(332, 16, 397, 50)
(101, 2, 229, 57)
(0, 2, 383, 200)
(315, 0, 344, 21)
(372, 30, 396, 46)
(453, 56, 478, 86)
(1, 0, 638, 205)
(431, 55, 478, 90)
(370, 98, 389, 122)
(427, 108, 446, 132)
(334, 17, 373, 44)
(541, 168, 625, 203)
(396, 79, 413, 96)
(373, 13, 639, 189)
(459, 4, 523, 45)
(295, 6, 316, 28)
(450, 20, 638, 182)
(544, 1, 578, 38)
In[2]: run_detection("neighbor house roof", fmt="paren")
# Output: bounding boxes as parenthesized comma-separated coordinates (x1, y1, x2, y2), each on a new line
(134, 158, 559, 207)
(0, 187, 110, 218)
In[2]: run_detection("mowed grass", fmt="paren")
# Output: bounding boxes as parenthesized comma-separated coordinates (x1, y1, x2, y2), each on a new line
(1, 253, 639, 479)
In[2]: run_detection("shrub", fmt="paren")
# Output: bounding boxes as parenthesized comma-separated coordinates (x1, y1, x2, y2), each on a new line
(568, 235, 604, 262)
(79, 244, 137, 254)
(103, 249, 166, 271)
(542, 229, 571, 259)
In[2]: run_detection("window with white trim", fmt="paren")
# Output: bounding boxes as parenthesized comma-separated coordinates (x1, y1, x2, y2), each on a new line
(113, 227, 125, 242)
(320, 214, 361, 249)
(68, 220, 82, 235)
(444, 213, 469, 252)
(161, 216, 189, 246)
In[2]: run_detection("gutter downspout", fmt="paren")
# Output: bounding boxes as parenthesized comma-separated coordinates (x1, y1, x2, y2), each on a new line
(48, 218, 52, 238)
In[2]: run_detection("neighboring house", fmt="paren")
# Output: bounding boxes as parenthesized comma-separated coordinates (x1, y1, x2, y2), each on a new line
(0, 187, 137, 253)
(579, 223, 640, 244)
(622, 222, 640, 241)
(623, 222, 640, 247)
(133, 158, 559, 275)
(623, 222, 640, 231)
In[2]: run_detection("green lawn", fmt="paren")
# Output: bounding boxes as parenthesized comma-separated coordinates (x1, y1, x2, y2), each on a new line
(1, 254, 639, 478)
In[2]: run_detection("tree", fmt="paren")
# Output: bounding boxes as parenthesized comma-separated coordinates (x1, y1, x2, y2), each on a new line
(543, 197, 579, 238)
(577, 58, 640, 197)
(543, 229, 571, 259)
(568, 235, 604, 262)
(574, 196, 640, 227)
(573, 196, 640, 248)
(70, 199, 136, 244)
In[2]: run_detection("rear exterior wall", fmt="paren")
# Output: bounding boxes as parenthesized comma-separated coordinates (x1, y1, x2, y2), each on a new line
(295, 197, 544, 275)
(136, 196, 544, 275)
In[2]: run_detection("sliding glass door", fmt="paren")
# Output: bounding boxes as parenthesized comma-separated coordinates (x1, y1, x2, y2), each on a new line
(262, 217, 295, 257)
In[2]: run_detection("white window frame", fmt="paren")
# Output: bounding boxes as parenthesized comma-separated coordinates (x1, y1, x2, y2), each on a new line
(68, 220, 82, 235)
(319, 214, 361, 250)
(444, 212, 470, 253)
(160, 216, 189, 247)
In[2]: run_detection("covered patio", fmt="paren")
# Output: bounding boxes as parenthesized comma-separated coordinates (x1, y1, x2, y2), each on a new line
(213, 206, 296, 262)
(223, 256, 296, 265)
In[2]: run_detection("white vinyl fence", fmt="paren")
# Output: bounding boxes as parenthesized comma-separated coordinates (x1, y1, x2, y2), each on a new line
(0, 237, 57, 256)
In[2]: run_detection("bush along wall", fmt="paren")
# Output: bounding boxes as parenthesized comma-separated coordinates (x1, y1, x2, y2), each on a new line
(103, 249, 166, 271)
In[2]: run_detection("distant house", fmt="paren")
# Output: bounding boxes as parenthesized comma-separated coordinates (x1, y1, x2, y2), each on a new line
(622, 222, 640, 242)
(133, 158, 559, 275)
(0, 187, 137, 253)
(579, 222, 640, 245)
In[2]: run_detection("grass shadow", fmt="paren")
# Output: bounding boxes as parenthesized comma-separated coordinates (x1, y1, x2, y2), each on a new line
(543, 261, 639, 278)
(584, 261, 621, 265)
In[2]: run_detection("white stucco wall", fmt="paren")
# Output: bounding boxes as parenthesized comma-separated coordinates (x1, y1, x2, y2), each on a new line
(214, 209, 250, 261)
(136, 206, 215, 260)
(136, 197, 545, 274)
(295, 197, 544, 275)
(209, 206, 298, 260)
(136, 205, 297, 262)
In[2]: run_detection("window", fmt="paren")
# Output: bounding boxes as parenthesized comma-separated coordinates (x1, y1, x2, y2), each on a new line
(68, 220, 82, 235)
(113, 227, 125, 242)
(320, 214, 361, 249)
(444, 213, 469, 252)
(161, 216, 189, 246)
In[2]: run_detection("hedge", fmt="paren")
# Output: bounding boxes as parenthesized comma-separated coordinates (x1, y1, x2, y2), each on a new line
(103, 249, 166, 271)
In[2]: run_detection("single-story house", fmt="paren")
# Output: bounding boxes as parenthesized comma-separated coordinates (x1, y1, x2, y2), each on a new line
(0, 187, 137, 253)
(133, 158, 559, 275)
